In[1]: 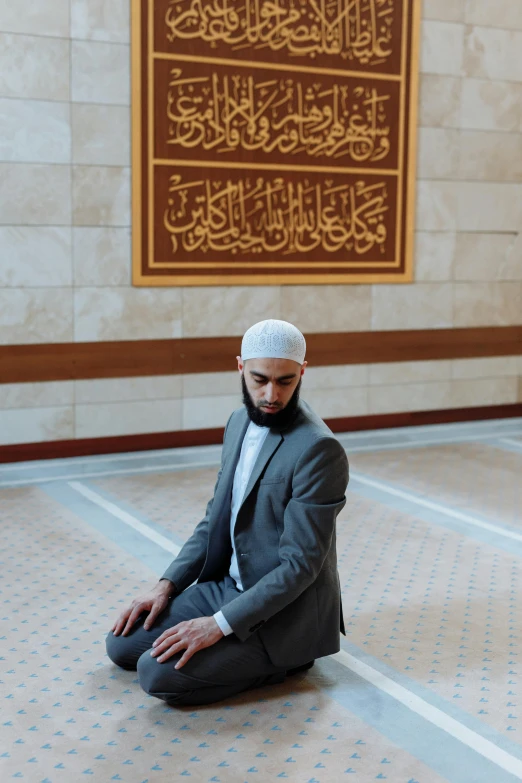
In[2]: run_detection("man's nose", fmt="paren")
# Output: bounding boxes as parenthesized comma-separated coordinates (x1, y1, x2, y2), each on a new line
(264, 383, 278, 403)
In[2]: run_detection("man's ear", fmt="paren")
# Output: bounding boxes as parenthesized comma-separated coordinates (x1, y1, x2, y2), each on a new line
(237, 355, 243, 374)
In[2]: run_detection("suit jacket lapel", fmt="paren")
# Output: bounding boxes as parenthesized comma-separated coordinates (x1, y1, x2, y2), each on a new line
(239, 429, 283, 510)
(211, 412, 249, 523)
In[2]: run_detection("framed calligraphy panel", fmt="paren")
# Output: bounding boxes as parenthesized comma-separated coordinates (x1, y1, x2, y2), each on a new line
(132, 0, 420, 285)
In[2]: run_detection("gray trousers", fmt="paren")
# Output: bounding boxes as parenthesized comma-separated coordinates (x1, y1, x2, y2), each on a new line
(106, 577, 287, 706)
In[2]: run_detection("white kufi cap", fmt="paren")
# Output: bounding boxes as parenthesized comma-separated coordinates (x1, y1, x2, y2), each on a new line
(241, 319, 306, 364)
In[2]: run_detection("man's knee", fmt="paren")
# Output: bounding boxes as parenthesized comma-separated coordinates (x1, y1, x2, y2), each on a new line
(137, 650, 188, 701)
(136, 651, 282, 707)
(106, 631, 139, 671)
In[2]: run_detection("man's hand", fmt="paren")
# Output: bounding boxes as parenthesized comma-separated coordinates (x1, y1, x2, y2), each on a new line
(112, 580, 174, 637)
(150, 616, 224, 669)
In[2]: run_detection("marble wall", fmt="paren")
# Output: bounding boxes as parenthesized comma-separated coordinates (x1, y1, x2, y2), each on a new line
(1, 0, 522, 444)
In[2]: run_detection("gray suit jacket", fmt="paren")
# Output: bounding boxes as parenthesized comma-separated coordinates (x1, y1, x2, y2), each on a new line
(162, 399, 349, 667)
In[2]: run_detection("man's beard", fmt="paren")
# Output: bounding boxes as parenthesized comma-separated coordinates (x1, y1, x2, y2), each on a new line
(241, 375, 302, 429)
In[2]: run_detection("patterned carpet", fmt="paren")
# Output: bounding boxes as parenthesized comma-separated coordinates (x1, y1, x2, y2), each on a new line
(2, 419, 522, 782)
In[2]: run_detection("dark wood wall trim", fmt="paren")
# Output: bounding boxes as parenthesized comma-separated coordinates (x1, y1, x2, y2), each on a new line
(0, 428, 226, 464)
(2, 404, 522, 464)
(2, 326, 522, 385)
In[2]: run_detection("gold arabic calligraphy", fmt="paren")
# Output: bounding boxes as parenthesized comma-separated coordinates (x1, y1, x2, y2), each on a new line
(164, 173, 389, 256)
(164, 0, 395, 64)
(166, 68, 392, 162)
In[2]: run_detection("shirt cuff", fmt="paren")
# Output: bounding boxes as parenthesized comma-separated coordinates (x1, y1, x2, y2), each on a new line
(213, 610, 234, 636)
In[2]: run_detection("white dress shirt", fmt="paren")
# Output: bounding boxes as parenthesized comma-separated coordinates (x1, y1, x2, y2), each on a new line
(213, 421, 270, 636)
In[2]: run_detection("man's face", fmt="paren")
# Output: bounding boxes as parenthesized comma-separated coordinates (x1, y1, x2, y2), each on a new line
(238, 356, 306, 422)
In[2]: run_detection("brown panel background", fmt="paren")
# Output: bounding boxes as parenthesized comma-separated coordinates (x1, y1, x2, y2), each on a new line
(134, 0, 420, 284)
(154, 0, 405, 75)
(154, 58, 402, 169)
(154, 166, 399, 272)
(2, 327, 521, 385)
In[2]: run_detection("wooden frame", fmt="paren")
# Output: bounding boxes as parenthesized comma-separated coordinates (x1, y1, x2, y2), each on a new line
(131, 0, 421, 285)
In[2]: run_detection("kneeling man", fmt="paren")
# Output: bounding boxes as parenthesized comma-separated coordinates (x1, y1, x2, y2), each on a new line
(106, 319, 349, 706)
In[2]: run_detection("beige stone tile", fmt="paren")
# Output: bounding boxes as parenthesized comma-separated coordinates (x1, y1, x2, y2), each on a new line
(369, 360, 452, 386)
(0, 382, 74, 410)
(303, 364, 369, 389)
(451, 377, 518, 408)
(466, 0, 522, 30)
(72, 166, 130, 226)
(454, 233, 520, 281)
(280, 285, 371, 333)
(0, 163, 71, 225)
(72, 41, 130, 105)
(416, 181, 458, 231)
(371, 284, 453, 331)
(0, 34, 69, 101)
(72, 104, 130, 166)
(76, 400, 182, 438)
(451, 357, 520, 380)
(0, 406, 74, 446)
(464, 26, 522, 82)
(0, 98, 71, 163)
(459, 131, 522, 181)
(461, 78, 522, 132)
(303, 387, 368, 419)
(71, 0, 130, 43)
(419, 74, 461, 128)
(414, 232, 456, 282)
(75, 376, 182, 404)
(0, 0, 69, 36)
(423, 0, 466, 22)
(183, 394, 242, 430)
(417, 128, 460, 180)
(74, 287, 182, 341)
(457, 183, 522, 232)
(183, 287, 280, 338)
(0, 288, 73, 344)
(369, 382, 454, 415)
(0, 227, 72, 286)
(183, 371, 240, 398)
(454, 282, 522, 326)
(73, 227, 131, 285)
(421, 20, 465, 76)
(505, 234, 522, 282)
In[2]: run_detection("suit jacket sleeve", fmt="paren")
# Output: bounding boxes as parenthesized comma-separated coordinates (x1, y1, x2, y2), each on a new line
(160, 415, 232, 592)
(219, 436, 348, 641)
